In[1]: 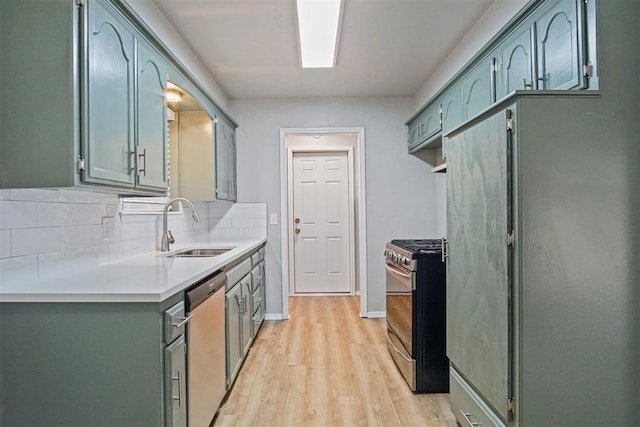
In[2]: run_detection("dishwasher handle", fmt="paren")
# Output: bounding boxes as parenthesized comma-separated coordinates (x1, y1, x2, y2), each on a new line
(186, 271, 227, 311)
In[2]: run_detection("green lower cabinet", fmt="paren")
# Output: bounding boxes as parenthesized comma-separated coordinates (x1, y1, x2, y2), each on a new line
(165, 336, 188, 427)
(225, 282, 243, 387)
(0, 297, 184, 426)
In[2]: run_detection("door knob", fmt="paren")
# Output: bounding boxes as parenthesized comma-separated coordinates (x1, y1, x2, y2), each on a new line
(294, 218, 300, 224)
(295, 228, 300, 234)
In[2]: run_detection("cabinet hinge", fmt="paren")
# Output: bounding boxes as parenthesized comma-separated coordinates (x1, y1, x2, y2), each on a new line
(507, 231, 515, 246)
(77, 156, 85, 173)
(507, 398, 515, 414)
(583, 63, 593, 78)
(506, 117, 514, 132)
(76, 0, 84, 6)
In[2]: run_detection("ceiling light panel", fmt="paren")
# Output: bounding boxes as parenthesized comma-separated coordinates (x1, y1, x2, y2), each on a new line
(296, 0, 343, 68)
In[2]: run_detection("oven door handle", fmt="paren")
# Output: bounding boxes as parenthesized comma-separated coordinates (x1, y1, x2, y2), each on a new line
(387, 328, 413, 364)
(385, 261, 412, 279)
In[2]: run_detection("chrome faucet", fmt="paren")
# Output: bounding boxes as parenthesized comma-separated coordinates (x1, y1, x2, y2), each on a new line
(161, 197, 201, 252)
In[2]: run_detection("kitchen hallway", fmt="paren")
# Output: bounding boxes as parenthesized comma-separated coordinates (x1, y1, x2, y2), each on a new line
(214, 296, 455, 426)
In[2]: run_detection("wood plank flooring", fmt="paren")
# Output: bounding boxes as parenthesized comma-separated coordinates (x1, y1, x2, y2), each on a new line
(214, 296, 456, 427)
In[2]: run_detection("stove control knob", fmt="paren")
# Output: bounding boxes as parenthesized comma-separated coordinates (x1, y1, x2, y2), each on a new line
(402, 256, 409, 265)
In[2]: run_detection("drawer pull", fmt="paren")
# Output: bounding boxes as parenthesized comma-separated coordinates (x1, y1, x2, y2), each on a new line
(172, 369, 184, 407)
(460, 410, 482, 427)
(172, 315, 192, 329)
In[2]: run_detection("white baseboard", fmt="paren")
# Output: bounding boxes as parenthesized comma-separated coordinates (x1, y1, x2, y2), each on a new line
(265, 313, 288, 321)
(364, 311, 386, 319)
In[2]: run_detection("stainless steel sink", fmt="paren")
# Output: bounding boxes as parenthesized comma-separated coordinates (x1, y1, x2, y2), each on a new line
(165, 248, 235, 258)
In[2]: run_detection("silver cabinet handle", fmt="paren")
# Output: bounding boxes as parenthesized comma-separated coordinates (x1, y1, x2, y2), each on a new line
(172, 369, 184, 407)
(172, 315, 192, 329)
(234, 294, 244, 313)
(138, 148, 146, 176)
(460, 410, 481, 427)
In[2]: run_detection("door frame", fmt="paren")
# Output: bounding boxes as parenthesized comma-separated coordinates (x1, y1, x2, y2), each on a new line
(288, 147, 356, 296)
(279, 128, 368, 318)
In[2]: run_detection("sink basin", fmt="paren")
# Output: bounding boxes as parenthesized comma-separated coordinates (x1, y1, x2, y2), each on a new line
(165, 248, 235, 258)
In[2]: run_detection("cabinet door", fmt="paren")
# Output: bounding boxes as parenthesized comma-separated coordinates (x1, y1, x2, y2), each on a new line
(84, 0, 135, 187)
(215, 116, 237, 201)
(164, 336, 187, 427)
(240, 275, 253, 354)
(136, 39, 168, 191)
(409, 102, 442, 151)
(498, 25, 534, 99)
(446, 108, 513, 422)
(228, 129, 238, 201)
(461, 58, 495, 121)
(406, 122, 418, 149)
(440, 85, 462, 159)
(534, 0, 585, 90)
(225, 283, 243, 386)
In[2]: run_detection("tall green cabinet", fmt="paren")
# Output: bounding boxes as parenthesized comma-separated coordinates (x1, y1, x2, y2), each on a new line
(442, 0, 638, 426)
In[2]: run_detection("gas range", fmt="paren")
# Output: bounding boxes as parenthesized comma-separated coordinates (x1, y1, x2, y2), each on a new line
(385, 239, 443, 271)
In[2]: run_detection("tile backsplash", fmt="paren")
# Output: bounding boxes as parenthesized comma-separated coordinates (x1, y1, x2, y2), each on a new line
(0, 189, 266, 283)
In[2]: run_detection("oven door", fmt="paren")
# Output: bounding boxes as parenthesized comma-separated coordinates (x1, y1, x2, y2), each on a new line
(385, 259, 414, 355)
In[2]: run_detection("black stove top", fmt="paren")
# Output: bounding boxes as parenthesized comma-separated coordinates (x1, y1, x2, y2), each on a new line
(390, 239, 442, 254)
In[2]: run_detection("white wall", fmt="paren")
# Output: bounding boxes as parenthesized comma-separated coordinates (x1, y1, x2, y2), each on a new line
(230, 97, 440, 316)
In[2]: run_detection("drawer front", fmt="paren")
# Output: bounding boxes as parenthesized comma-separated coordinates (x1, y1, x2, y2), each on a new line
(250, 265, 262, 292)
(250, 246, 266, 266)
(251, 285, 263, 316)
(226, 257, 252, 289)
(251, 287, 264, 337)
(449, 367, 506, 427)
(163, 301, 186, 344)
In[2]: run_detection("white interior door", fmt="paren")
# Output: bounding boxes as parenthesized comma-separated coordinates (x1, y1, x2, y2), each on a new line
(292, 151, 352, 294)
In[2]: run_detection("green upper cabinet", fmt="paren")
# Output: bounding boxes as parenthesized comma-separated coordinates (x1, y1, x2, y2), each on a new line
(215, 115, 237, 201)
(83, 0, 168, 193)
(407, 100, 442, 152)
(136, 39, 169, 191)
(497, 24, 534, 99)
(407, 0, 593, 153)
(0, 0, 174, 195)
(533, 0, 586, 90)
(84, 0, 136, 188)
(461, 57, 496, 121)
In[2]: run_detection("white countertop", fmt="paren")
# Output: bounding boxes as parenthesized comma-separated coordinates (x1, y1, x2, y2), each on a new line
(0, 238, 266, 303)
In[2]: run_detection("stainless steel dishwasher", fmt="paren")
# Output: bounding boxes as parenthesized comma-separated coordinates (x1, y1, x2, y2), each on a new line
(185, 271, 227, 427)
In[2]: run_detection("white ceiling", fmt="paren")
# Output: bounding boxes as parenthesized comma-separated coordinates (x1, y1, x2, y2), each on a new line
(152, 0, 495, 100)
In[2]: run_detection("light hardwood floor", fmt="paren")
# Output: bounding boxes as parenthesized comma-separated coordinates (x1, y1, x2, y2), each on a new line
(214, 296, 457, 427)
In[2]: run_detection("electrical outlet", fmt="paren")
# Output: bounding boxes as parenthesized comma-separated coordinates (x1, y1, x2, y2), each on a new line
(102, 217, 115, 240)
(269, 213, 278, 225)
